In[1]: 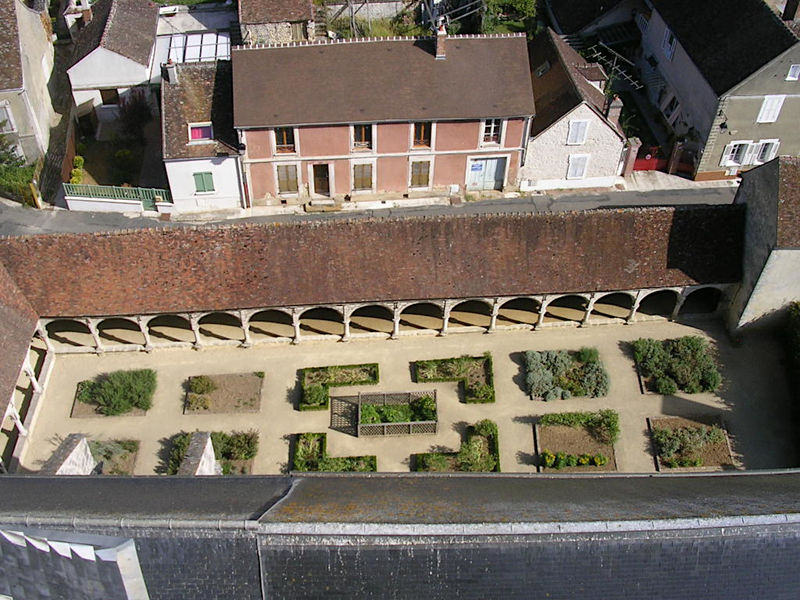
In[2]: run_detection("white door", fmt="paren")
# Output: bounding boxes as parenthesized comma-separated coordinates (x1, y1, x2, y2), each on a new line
(467, 157, 506, 191)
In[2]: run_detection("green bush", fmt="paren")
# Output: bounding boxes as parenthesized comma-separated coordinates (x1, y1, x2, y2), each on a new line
(185, 393, 209, 411)
(293, 432, 376, 472)
(593, 453, 609, 466)
(634, 337, 721, 394)
(540, 449, 556, 468)
(81, 369, 156, 415)
(654, 376, 678, 395)
(188, 375, 216, 395)
(0, 164, 35, 204)
(418, 452, 451, 471)
(359, 404, 381, 424)
(577, 453, 591, 465)
(75, 379, 95, 404)
(166, 432, 191, 475)
(652, 424, 726, 467)
(69, 168, 83, 184)
(577, 347, 599, 364)
(300, 363, 379, 410)
(410, 395, 437, 421)
(253, 371, 265, 379)
(72, 155, 85, 169)
(526, 362, 554, 397)
(301, 383, 329, 410)
(540, 410, 620, 445)
(457, 437, 496, 472)
(212, 430, 258, 460)
(413, 354, 495, 403)
(525, 348, 608, 399)
(581, 362, 610, 397)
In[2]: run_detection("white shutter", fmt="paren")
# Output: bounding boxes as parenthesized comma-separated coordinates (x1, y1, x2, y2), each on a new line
(786, 64, 800, 81)
(567, 155, 589, 179)
(742, 143, 759, 166)
(719, 143, 734, 167)
(567, 120, 589, 145)
(756, 95, 785, 123)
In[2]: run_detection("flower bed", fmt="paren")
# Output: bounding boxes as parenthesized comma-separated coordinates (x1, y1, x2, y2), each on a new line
(649, 416, 734, 470)
(184, 372, 263, 413)
(414, 419, 500, 472)
(633, 336, 721, 394)
(412, 353, 495, 403)
(292, 432, 377, 472)
(299, 363, 379, 411)
(360, 394, 436, 424)
(167, 430, 259, 475)
(88, 439, 138, 475)
(536, 410, 619, 471)
(524, 347, 609, 400)
(72, 369, 156, 417)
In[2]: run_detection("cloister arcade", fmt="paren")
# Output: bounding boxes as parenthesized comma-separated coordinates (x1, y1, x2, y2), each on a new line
(36, 284, 732, 354)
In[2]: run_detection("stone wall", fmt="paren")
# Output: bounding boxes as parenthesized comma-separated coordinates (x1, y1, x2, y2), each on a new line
(242, 22, 305, 44)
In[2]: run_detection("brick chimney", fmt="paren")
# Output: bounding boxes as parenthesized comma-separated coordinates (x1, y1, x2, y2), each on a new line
(783, 0, 799, 21)
(605, 95, 624, 127)
(435, 22, 446, 60)
(163, 60, 179, 84)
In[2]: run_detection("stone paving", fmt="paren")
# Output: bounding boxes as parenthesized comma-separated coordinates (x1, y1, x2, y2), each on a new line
(19, 320, 797, 475)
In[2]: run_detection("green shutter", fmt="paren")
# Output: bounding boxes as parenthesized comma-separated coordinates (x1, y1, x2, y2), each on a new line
(194, 172, 214, 193)
(193, 172, 204, 192)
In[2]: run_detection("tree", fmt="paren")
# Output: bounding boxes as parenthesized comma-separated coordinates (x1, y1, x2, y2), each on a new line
(0, 122, 24, 168)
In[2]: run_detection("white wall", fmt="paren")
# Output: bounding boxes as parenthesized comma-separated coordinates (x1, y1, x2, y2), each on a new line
(165, 156, 243, 212)
(65, 196, 143, 212)
(735, 249, 800, 328)
(68, 48, 150, 114)
(519, 103, 625, 190)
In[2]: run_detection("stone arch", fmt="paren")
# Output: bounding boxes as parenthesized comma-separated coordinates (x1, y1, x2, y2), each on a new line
(636, 289, 680, 319)
(299, 307, 345, 336)
(679, 287, 723, 316)
(591, 292, 635, 321)
(543, 294, 588, 324)
(497, 297, 540, 326)
(147, 314, 194, 343)
(350, 305, 394, 335)
(97, 317, 146, 346)
(399, 302, 444, 332)
(198, 312, 245, 342)
(44, 319, 95, 349)
(249, 309, 294, 340)
(448, 299, 493, 329)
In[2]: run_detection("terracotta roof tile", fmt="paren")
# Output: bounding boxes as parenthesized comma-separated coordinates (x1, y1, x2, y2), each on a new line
(777, 156, 800, 248)
(0, 0, 23, 90)
(238, 0, 313, 25)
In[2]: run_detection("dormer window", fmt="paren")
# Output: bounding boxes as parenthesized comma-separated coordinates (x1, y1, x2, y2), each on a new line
(275, 127, 296, 153)
(189, 122, 213, 142)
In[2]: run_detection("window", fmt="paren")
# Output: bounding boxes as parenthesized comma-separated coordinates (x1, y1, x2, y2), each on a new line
(635, 13, 649, 33)
(352, 163, 373, 190)
(567, 155, 589, 179)
(189, 123, 213, 142)
(662, 28, 676, 60)
(535, 61, 550, 77)
(275, 127, 295, 153)
(277, 165, 299, 193)
(410, 160, 430, 187)
(290, 22, 305, 41)
(0, 105, 14, 133)
(787, 64, 800, 81)
(193, 171, 215, 193)
(100, 88, 119, 105)
(663, 95, 680, 120)
(353, 124, 372, 150)
(413, 122, 431, 148)
(756, 95, 785, 123)
(566, 120, 589, 145)
(754, 139, 779, 164)
(483, 119, 502, 144)
(720, 141, 752, 167)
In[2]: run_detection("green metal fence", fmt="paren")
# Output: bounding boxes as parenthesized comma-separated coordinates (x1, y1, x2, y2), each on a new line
(63, 184, 172, 210)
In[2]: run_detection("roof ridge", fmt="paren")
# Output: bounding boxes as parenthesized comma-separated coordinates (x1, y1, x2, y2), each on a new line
(99, 0, 117, 50)
(232, 32, 526, 51)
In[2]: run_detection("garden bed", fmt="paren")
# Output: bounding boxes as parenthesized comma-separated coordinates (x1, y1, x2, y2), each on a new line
(648, 416, 734, 471)
(292, 432, 377, 472)
(71, 369, 156, 417)
(166, 430, 259, 475)
(299, 363, 379, 411)
(524, 347, 609, 400)
(414, 420, 500, 472)
(184, 373, 263, 413)
(357, 391, 437, 436)
(535, 410, 618, 472)
(88, 439, 138, 475)
(633, 336, 721, 395)
(412, 353, 495, 403)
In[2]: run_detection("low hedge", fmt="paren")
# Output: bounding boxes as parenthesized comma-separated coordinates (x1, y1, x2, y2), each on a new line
(415, 419, 500, 472)
(540, 449, 609, 469)
(0, 164, 35, 205)
(76, 369, 156, 416)
(360, 395, 437, 424)
(524, 347, 609, 400)
(299, 363, 379, 411)
(539, 410, 620, 445)
(413, 353, 495, 403)
(633, 336, 721, 394)
(292, 432, 376, 472)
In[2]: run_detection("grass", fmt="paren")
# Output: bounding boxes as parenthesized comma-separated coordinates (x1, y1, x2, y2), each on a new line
(292, 432, 376, 472)
(539, 410, 620, 445)
(413, 353, 495, 403)
(414, 419, 500, 472)
(633, 337, 721, 394)
(299, 363, 379, 411)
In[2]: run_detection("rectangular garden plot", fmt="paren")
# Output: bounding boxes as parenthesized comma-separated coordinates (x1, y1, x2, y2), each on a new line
(299, 363, 379, 411)
(89, 439, 138, 475)
(412, 354, 494, 403)
(535, 410, 618, 472)
(414, 420, 500, 472)
(184, 373, 263, 413)
(292, 432, 376, 472)
(633, 336, 721, 395)
(648, 416, 735, 471)
(166, 430, 259, 475)
(524, 347, 609, 401)
(339, 391, 438, 436)
(71, 369, 156, 417)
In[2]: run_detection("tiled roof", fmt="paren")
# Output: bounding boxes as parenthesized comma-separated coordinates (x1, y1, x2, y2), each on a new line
(0, 207, 743, 319)
(71, 0, 159, 68)
(546, 0, 624, 34)
(777, 156, 800, 248)
(161, 61, 238, 160)
(232, 35, 536, 127)
(651, 0, 798, 95)
(238, 0, 313, 25)
(0, 0, 23, 90)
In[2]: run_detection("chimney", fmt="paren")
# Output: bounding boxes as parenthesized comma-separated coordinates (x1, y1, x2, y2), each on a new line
(163, 60, 179, 84)
(435, 21, 446, 60)
(783, 0, 799, 21)
(605, 94, 624, 127)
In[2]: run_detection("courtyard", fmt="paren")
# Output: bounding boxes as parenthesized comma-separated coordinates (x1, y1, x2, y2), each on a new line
(17, 319, 796, 475)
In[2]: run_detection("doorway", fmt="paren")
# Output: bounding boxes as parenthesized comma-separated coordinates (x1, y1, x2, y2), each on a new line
(312, 164, 330, 196)
(467, 157, 506, 190)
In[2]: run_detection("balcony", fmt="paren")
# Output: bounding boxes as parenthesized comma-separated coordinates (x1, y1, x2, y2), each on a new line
(63, 183, 173, 213)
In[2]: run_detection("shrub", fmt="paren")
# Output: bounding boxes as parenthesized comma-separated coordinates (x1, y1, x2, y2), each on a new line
(84, 369, 156, 416)
(540, 410, 620, 445)
(541, 350, 572, 377)
(69, 168, 83, 184)
(72, 155, 84, 169)
(554, 451, 567, 469)
(581, 361, 610, 397)
(526, 347, 607, 399)
(577, 347, 599, 364)
(632, 338, 669, 377)
(167, 432, 191, 475)
(410, 395, 437, 421)
(566, 453, 578, 467)
(467, 383, 495, 403)
(593, 453, 609, 466)
(0, 164, 35, 204)
(543, 387, 563, 402)
(526, 363, 554, 397)
(188, 375, 216, 395)
(302, 383, 329, 409)
(540, 449, 556, 468)
(652, 424, 726, 466)
(634, 337, 721, 394)
(359, 404, 381, 424)
(185, 393, 209, 411)
(418, 452, 451, 472)
(223, 430, 259, 460)
(457, 437, 496, 472)
(654, 376, 678, 395)
(577, 453, 591, 465)
(253, 371, 265, 379)
(75, 379, 95, 404)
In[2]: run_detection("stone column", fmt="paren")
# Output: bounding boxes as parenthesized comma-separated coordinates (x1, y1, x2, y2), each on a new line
(440, 301, 452, 336)
(7, 401, 27, 436)
(84, 319, 105, 352)
(36, 323, 54, 353)
(341, 306, 354, 342)
(671, 292, 686, 321)
(239, 311, 252, 347)
(391, 304, 401, 340)
(190, 315, 203, 349)
(488, 299, 500, 332)
(23, 361, 41, 394)
(291, 308, 302, 344)
(628, 290, 646, 323)
(537, 297, 550, 327)
(581, 294, 598, 326)
(137, 316, 153, 351)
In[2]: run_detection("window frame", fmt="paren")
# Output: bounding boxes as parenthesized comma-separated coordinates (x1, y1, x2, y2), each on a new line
(753, 139, 780, 165)
(756, 95, 786, 123)
(192, 171, 215, 194)
(720, 140, 754, 167)
(351, 123, 375, 152)
(0, 103, 16, 133)
(481, 118, 504, 146)
(662, 27, 677, 60)
(188, 122, 214, 143)
(566, 119, 589, 145)
(409, 159, 432, 189)
(275, 162, 301, 195)
(351, 159, 376, 193)
(411, 122, 432, 149)
(99, 88, 119, 106)
(566, 154, 590, 179)
(786, 64, 800, 81)
(273, 127, 297, 154)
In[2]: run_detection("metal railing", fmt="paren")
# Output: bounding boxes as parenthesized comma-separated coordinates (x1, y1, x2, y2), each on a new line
(63, 183, 173, 210)
(353, 391, 438, 437)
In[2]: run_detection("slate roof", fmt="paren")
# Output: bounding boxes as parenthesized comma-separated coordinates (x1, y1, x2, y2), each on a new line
(70, 0, 159, 68)
(776, 156, 800, 248)
(651, 0, 799, 95)
(232, 35, 536, 127)
(528, 28, 622, 139)
(0, 0, 22, 91)
(0, 206, 744, 318)
(238, 0, 313, 25)
(161, 61, 238, 160)
(546, 0, 624, 34)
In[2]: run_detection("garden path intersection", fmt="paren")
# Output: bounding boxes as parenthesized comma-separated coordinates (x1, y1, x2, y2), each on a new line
(21, 319, 794, 475)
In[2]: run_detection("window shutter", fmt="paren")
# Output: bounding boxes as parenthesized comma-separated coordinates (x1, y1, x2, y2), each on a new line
(787, 64, 800, 81)
(756, 95, 785, 123)
(567, 120, 588, 145)
(719, 143, 733, 167)
(193, 172, 204, 192)
(742, 143, 758, 166)
(567, 155, 589, 179)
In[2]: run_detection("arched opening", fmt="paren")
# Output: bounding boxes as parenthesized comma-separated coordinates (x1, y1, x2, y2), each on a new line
(543, 295, 588, 324)
(497, 297, 540, 326)
(97, 318, 145, 346)
(350, 305, 393, 335)
(299, 307, 344, 336)
(198, 312, 245, 342)
(399, 303, 444, 332)
(591, 293, 634, 322)
(147, 315, 194, 343)
(449, 300, 492, 329)
(45, 319, 95, 348)
(680, 287, 722, 316)
(249, 310, 294, 340)
(636, 290, 679, 319)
